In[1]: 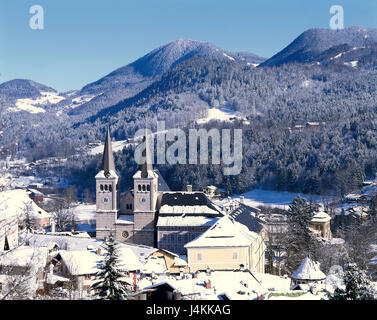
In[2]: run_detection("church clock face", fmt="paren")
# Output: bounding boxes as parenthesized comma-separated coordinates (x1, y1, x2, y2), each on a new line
(140, 197, 147, 204)
(102, 196, 110, 204)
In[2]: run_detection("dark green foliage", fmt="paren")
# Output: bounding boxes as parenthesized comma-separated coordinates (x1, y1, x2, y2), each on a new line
(331, 263, 376, 300)
(91, 234, 129, 300)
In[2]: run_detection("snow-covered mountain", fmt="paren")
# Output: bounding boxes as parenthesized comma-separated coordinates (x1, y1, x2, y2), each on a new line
(261, 26, 377, 67)
(69, 39, 265, 116)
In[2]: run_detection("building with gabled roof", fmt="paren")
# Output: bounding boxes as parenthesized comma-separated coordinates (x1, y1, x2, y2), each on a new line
(184, 203, 266, 273)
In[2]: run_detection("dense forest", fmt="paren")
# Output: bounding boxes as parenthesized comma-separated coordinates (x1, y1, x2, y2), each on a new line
(3, 56, 377, 197)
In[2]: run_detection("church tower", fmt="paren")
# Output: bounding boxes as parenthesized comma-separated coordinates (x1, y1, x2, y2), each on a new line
(96, 126, 118, 240)
(133, 130, 158, 247)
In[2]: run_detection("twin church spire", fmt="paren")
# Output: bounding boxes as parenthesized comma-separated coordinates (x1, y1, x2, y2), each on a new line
(102, 125, 153, 177)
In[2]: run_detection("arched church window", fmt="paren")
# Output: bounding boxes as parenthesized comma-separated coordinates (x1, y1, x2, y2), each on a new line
(104, 185, 108, 191)
(109, 184, 112, 192)
(126, 204, 129, 210)
(130, 204, 133, 210)
(142, 185, 146, 191)
(147, 185, 150, 191)
(138, 185, 141, 191)
(100, 184, 104, 191)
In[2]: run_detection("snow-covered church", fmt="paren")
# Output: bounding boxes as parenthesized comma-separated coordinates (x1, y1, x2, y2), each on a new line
(95, 127, 223, 254)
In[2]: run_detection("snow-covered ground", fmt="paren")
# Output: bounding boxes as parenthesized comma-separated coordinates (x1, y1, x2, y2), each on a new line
(226, 189, 330, 209)
(71, 203, 96, 222)
(87, 140, 136, 155)
(8, 91, 65, 114)
(197, 106, 248, 124)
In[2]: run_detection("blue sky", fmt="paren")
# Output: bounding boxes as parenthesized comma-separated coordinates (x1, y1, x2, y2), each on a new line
(0, 0, 376, 92)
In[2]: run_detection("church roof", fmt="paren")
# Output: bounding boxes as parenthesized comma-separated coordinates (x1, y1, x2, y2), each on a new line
(102, 126, 116, 177)
(154, 169, 171, 192)
(159, 192, 222, 216)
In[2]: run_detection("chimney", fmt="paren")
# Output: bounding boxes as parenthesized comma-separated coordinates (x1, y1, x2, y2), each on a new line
(239, 196, 244, 204)
(96, 248, 101, 255)
(204, 280, 211, 289)
(187, 185, 193, 192)
(51, 220, 56, 233)
(228, 196, 231, 202)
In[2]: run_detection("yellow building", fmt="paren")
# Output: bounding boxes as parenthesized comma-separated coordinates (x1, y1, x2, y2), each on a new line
(310, 210, 332, 240)
(185, 203, 266, 273)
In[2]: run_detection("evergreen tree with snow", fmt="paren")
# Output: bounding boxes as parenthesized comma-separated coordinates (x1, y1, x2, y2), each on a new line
(91, 234, 129, 300)
(285, 196, 320, 273)
(331, 262, 376, 300)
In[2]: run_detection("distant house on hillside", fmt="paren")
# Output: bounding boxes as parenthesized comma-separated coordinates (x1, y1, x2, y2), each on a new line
(185, 203, 266, 273)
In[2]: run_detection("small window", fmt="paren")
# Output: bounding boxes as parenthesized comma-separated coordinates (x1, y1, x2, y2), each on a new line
(100, 184, 104, 191)
(104, 185, 108, 191)
(233, 252, 238, 260)
(126, 204, 129, 210)
(197, 253, 202, 261)
(142, 185, 146, 191)
(109, 184, 112, 192)
(130, 204, 133, 210)
(147, 185, 150, 191)
(138, 185, 141, 191)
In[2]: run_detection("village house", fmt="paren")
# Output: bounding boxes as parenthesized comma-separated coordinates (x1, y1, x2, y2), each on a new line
(0, 246, 48, 296)
(310, 210, 332, 240)
(51, 246, 143, 295)
(184, 203, 266, 273)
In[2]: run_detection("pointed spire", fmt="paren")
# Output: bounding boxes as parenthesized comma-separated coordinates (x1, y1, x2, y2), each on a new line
(140, 127, 153, 178)
(102, 126, 115, 177)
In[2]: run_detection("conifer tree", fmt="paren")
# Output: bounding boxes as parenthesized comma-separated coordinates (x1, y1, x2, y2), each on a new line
(91, 234, 129, 300)
(285, 196, 320, 272)
(331, 263, 376, 300)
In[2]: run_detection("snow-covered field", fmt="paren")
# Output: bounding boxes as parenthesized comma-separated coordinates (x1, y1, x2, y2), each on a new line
(230, 189, 330, 209)
(87, 140, 136, 155)
(197, 106, 248, 124)
(8, 91, 65, 114)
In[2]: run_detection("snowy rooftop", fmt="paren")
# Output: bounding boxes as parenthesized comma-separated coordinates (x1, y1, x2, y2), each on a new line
(0, 189, 52, 221)
(311, 210, 331, 223)
(116, 214, 134, 225)
(291, 257, 326, 281)
(0, 246, 48, 270)
(22, 233, 156, 258)
(137, 270, 291, 300)
(57, 247, 143, 275)
(95, 170, 118, 179)
(185, 204, 263, 248)
(157, 216, 219, 227)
